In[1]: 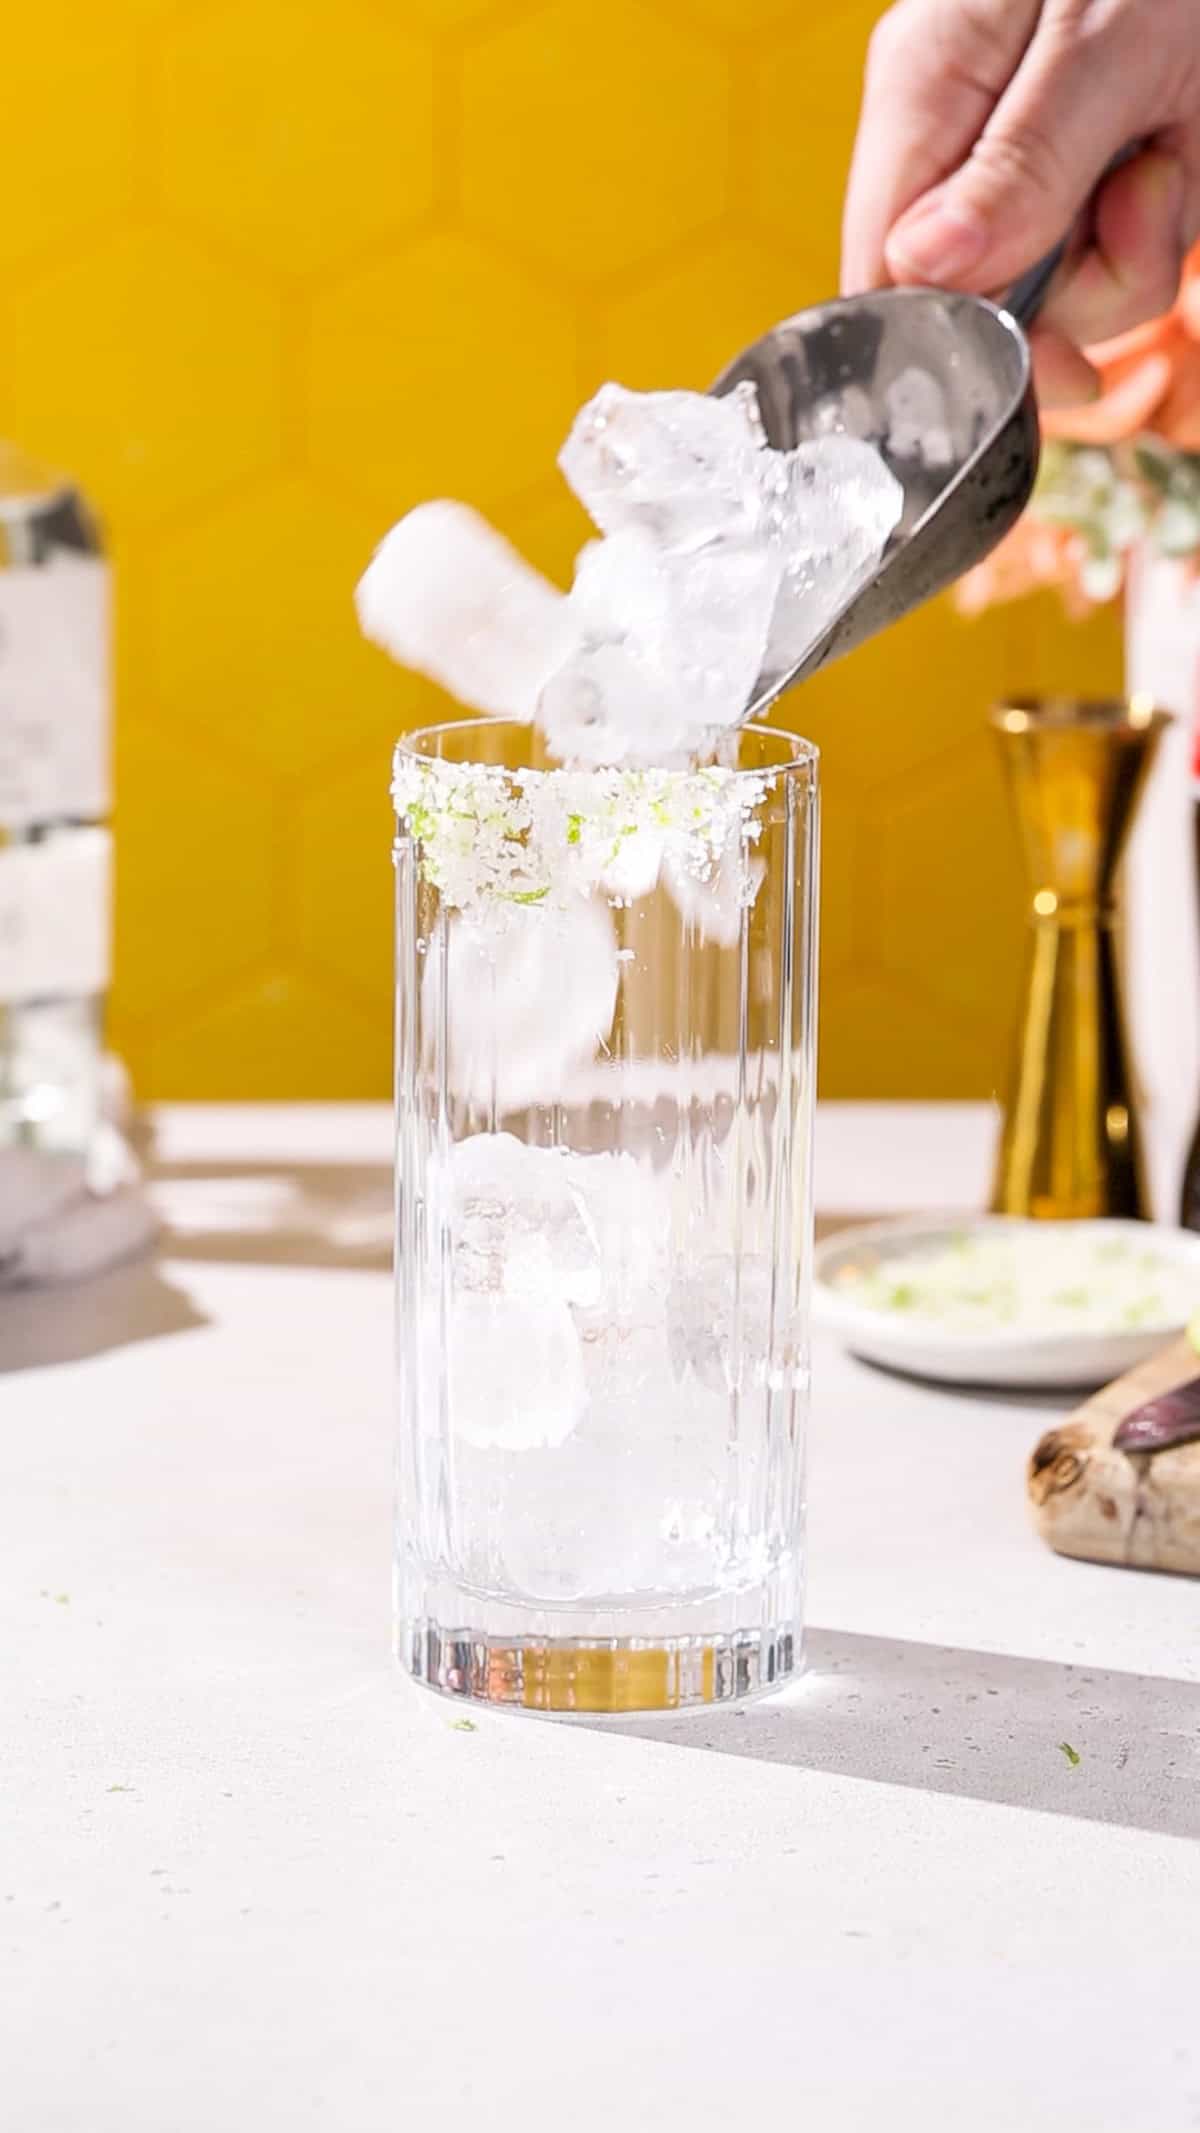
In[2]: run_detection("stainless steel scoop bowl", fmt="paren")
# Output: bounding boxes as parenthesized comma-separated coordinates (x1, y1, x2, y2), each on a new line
(717, 156, 1141, 714)
(712, 286, 1037, 712)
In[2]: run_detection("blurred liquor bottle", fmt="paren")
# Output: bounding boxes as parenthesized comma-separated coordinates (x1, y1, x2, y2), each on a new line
(0, 442, 112, 1153)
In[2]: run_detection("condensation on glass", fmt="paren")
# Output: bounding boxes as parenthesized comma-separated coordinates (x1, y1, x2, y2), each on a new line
(393, 718, 818, 1714)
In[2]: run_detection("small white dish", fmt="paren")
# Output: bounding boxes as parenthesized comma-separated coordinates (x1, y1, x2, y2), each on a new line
(813, 1215, 1200, 1390)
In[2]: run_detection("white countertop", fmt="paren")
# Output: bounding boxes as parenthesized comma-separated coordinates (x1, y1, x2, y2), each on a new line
(4, 1104, 1199, 2133)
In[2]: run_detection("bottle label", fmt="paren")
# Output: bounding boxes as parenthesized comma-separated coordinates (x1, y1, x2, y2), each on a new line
(0, 827, 111, 1002)
(0, 552, 109, 827)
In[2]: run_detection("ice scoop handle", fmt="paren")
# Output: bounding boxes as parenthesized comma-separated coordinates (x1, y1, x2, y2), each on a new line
(1003, 145, 1140, 329)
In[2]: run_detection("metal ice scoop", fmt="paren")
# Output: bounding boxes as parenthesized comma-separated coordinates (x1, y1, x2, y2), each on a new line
(713, 252, 1069, 713)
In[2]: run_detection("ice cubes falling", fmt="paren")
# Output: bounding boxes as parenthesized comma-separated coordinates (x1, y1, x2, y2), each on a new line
(357, 378, 903, 766)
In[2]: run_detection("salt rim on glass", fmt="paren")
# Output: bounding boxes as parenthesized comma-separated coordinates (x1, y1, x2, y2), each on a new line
(391, 734, 776, 939)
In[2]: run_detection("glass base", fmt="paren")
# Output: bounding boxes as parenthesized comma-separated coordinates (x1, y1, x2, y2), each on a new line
(401, 1618, 801, 1714)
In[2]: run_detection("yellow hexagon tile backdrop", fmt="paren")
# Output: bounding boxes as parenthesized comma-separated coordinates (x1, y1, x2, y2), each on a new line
(0, 0, 1122, 1099)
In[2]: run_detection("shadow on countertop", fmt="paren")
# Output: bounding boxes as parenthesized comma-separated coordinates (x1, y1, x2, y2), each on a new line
(153, 1162, 864, 1273)
(149, 1159, 392, 1273)
(0, 1149, 390, 1373)
(601, 1626, 1200, 1841)
(0, 1256, 206, 1374)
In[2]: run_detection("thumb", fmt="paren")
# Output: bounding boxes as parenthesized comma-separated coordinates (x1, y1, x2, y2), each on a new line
(884, 25, 1132, 292)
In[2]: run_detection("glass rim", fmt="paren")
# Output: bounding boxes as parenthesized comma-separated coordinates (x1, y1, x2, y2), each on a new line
(394, 713, 819, 780)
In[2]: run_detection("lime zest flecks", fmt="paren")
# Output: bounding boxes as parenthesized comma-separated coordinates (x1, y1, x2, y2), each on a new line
(840, 1229, 1198, 1338)
(392, 749, 774, 922)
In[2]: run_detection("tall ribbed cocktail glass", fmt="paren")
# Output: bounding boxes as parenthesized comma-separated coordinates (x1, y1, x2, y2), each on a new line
(393, 718, 818, 1714)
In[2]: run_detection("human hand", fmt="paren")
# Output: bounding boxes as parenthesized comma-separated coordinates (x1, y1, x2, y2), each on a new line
(841, 0, 1200, 404)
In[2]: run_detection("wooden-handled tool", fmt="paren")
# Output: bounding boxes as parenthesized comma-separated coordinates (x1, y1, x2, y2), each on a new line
(1029, 1334, 1200, 1575)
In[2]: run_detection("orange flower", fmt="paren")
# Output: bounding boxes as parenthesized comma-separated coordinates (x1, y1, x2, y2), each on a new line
(956, 517, 1096, 616)
(961, 252, 1200, 615)
(1044, 241, 1200, 449)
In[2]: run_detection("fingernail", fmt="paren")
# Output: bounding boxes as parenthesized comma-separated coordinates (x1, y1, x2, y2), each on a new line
(887, 198, 989, 283)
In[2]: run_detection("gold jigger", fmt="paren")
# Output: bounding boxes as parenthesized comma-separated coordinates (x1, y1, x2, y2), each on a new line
(991, 698, 1168, 1221)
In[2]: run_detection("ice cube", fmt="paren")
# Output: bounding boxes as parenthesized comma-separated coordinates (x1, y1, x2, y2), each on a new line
(568, 529, 673, 647)
(545, 532, 696, 763)
(728, 378, 769, 448)
(659, 541, 781, 729)
(446, 1292, 587, 1450)
(663, 819, 765, 949)
(599, 823, 665, 902)
(538, 639, 692, 768)
(559, 381, 766, 549)
(433, 895, 618, 1113)
(565, 1149, 666, 1300)
(489, 1324, 729, 1599)
(540, 527, 781, 767)
(448, 1131, 601, 1307)
(667, 1252, 801, 1394)
(355, 500, 576, 720)
(760, 434, 904, 677)
(885, 367, 953, 469)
